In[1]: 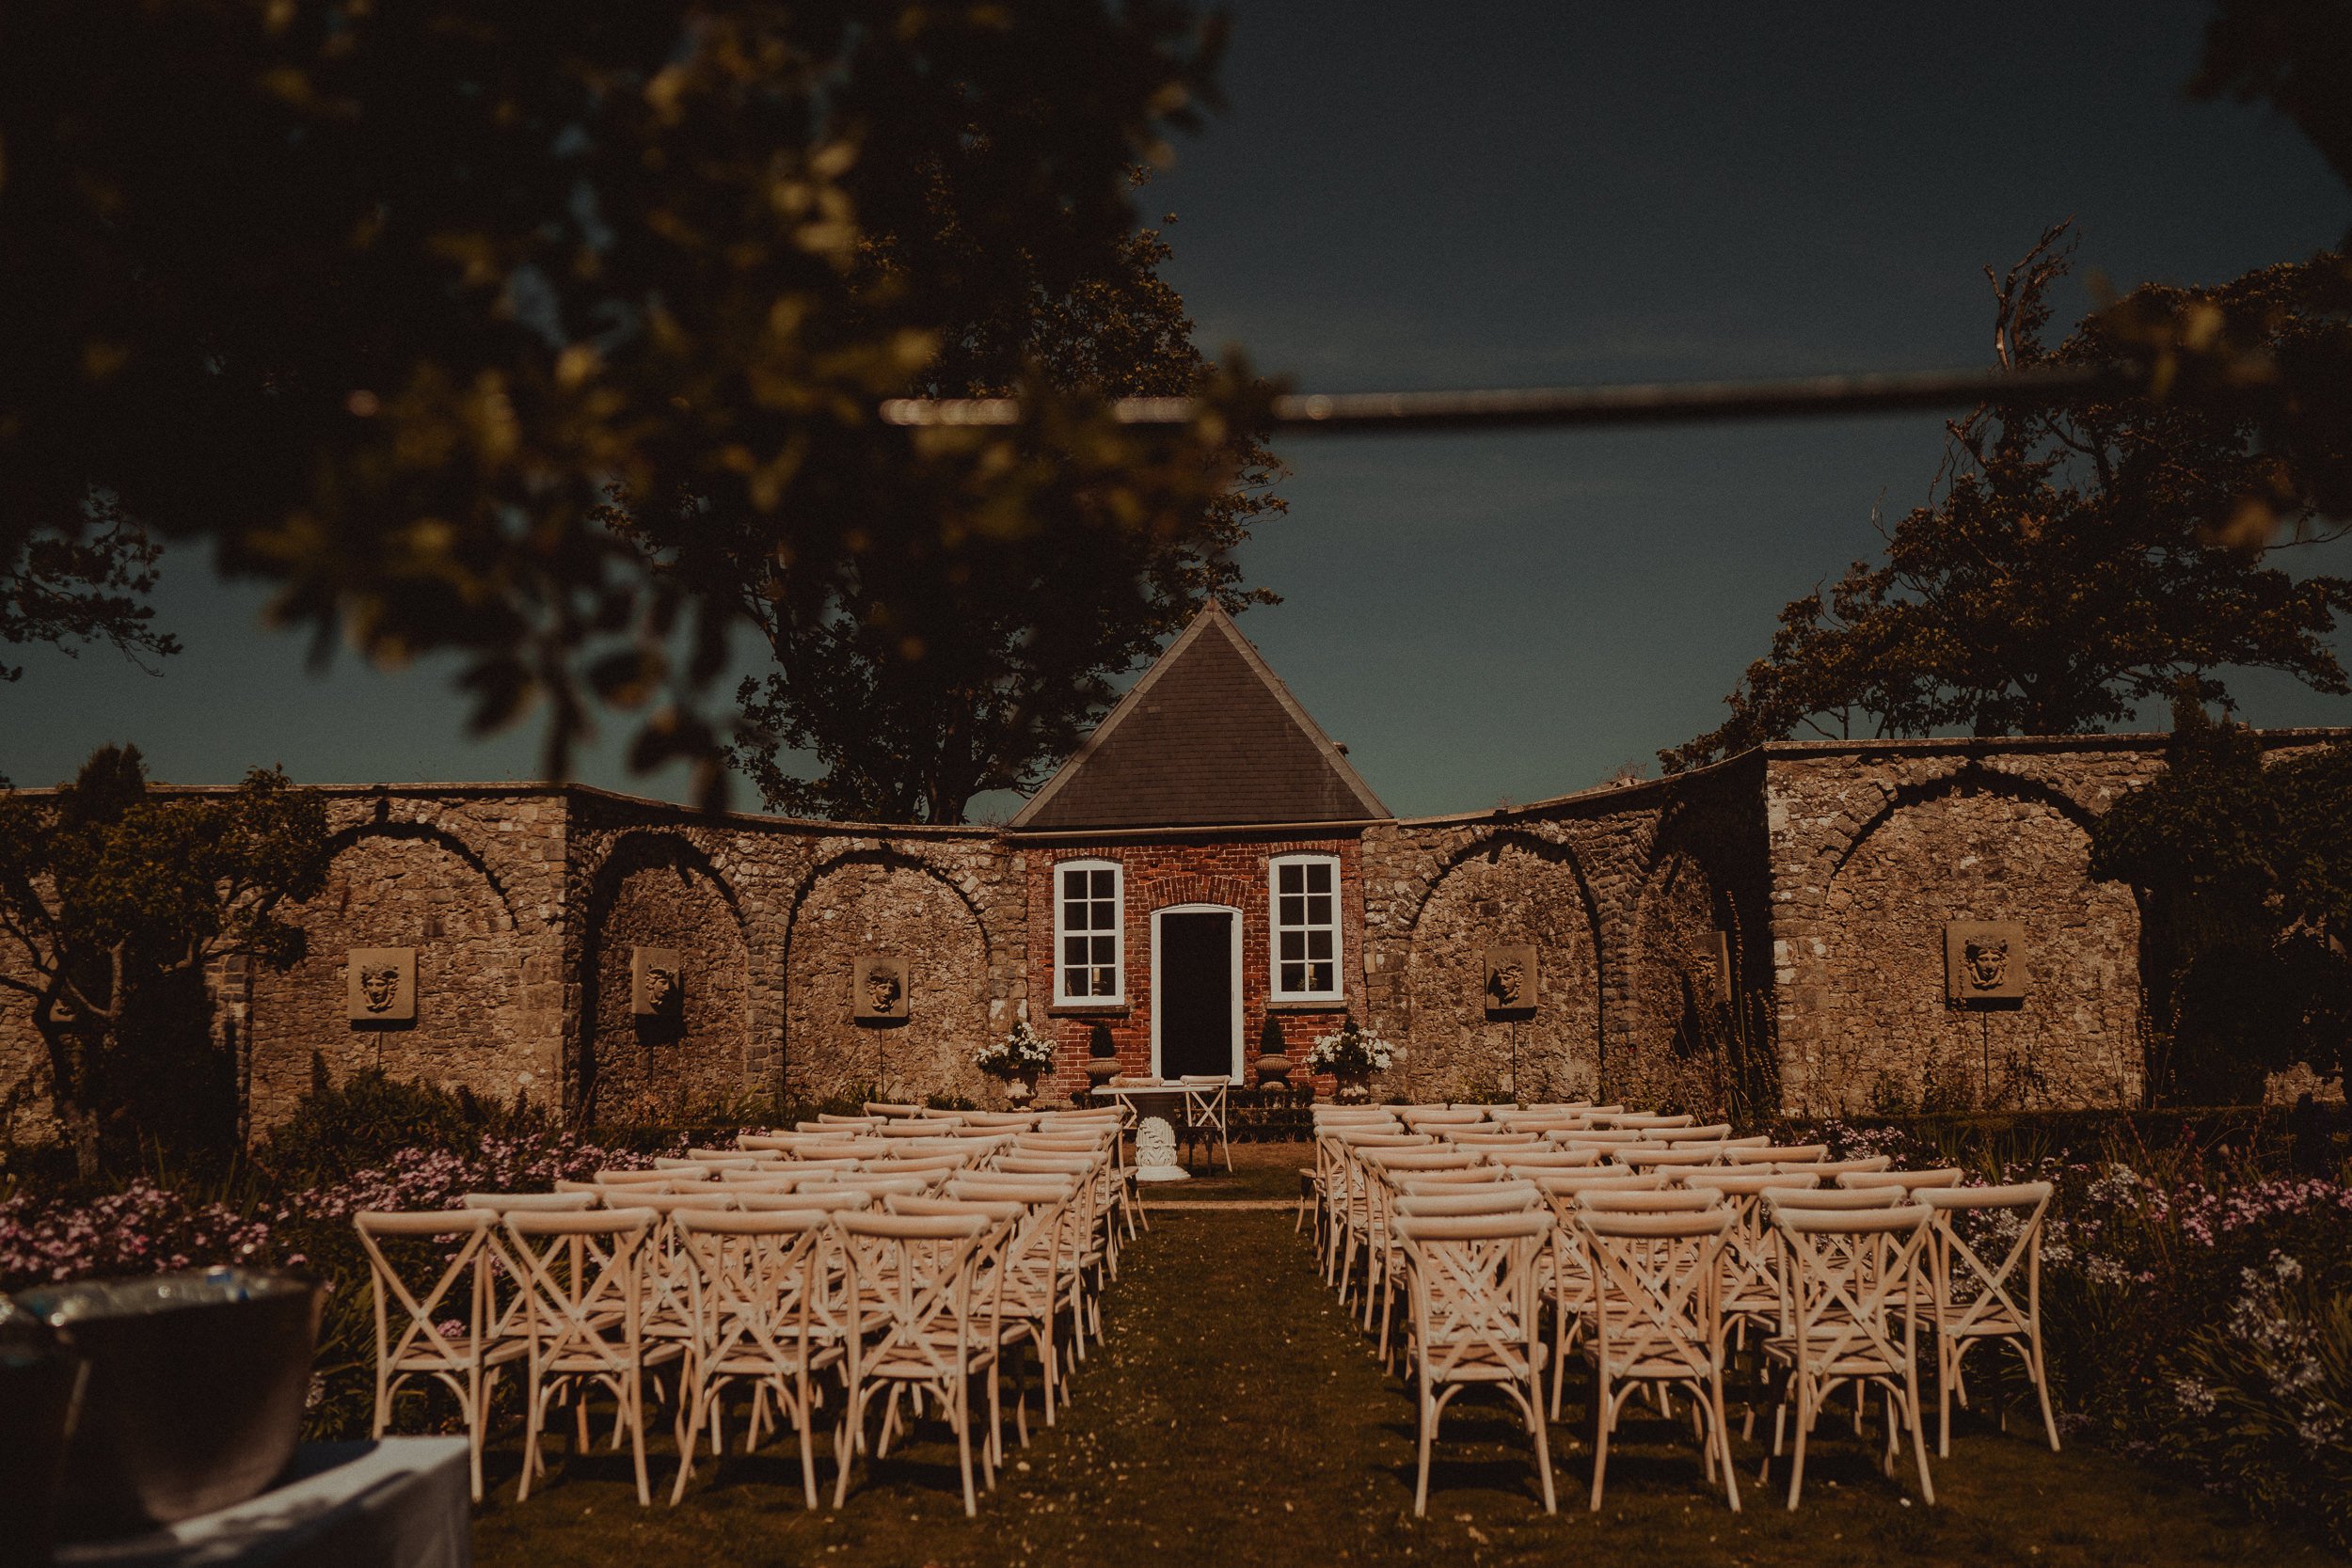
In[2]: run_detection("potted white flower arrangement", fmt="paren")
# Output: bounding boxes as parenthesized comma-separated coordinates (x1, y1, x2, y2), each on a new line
(974, 1020, 1057, 1103)
(1306, 1017, 1397, 1101)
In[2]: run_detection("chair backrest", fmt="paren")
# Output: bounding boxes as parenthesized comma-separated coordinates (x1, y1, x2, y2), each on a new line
(1334, 1130, 1434, 1148)
(1772, 1204, 1934, 1370)
(835, 1212, 996, 1381)
(1534, 1169, 1670, 1196)
(1615, 1146, 1722, 1169)
(814, 1113, 882, 1127)
(1389, 1167, 1508, 1195)
(1764, 1185, 1900, 1212)
(354, 1209, 496, 1371)
(1393, 1212, 1550, 1377)
(1609, 1113, 1695, 1130)
(1919, 1182, 2054, 1338)
(501, 1209, 657, 1368)
(865, 1101, 924, 1118)
(461, 1191, 597, 1213)
(1682, 1169, 1813, 1198)
(736, 1133, 796, 1151)
(1664, 1122, 1735, 1142)
(1393, 1184, 1542, 1217)
(1578, 1187, 1721, 1214)
(1360, 1148, 1478, 1174)
(596, 1167, 677, 1186)
(746, 1187, 871, 1212)
(685, 1148, 762, 1165)
(1575, 1208, 1733, 1379)
(730, 1192, 853, 1213)
(1838, 1167, 1965, 1191)
(1500, 1152, 1604, 1178)
(1397, 1106, 1486, 1128)
(673, 1209, 831, 1367)
(1788, 1155, 1893, 1177)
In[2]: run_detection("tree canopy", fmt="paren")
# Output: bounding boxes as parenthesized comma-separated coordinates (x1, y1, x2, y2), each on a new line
(1662, 228, 2352, 773)
(709, 210, 1284, 824)
(2090, 695, 2352, 1102)
(0, 1, 1242, 801)
(0, 746, 327, 1170)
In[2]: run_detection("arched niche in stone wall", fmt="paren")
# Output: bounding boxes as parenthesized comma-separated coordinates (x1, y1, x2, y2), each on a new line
(1399, 832, 1603, 1102)
(1810, 769, 2139, 1113)
(581, 832, 753, 1121)
(782, 849, 993, 1106)
(1624, 805, 1776, 1117)
(247, 824, 528, 1130)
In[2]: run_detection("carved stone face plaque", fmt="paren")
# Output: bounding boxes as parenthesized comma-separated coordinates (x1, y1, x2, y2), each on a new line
(1483, 944, 1537, 1018)
(347, 947, 416, 1023)
(1945, 921, 2027, 1003)
(854, 955, 910, 1022)
(631, 947, 682, 1018)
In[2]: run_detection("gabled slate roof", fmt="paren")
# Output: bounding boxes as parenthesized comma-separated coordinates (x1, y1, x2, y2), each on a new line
(1009, 606, 1390, 832)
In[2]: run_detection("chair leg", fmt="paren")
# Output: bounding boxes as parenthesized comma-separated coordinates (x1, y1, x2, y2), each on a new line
(833, 1385, 864, 1509)
(1589, 1380, 1613, 1512)
(1412, 1370, 1436, 1518)
(1528, 1371, 1558, 1513)
(2029, 1334, 2060, 1451)
(1712, 1376, 1741, 1513)
(1786, 1381, 1811, 1512)
(956, 1382, 978, 1518)
(797, 1386, 820, 1511)
(1905, 1370, 1936, 1506)
(628, 1376, 652, 1508)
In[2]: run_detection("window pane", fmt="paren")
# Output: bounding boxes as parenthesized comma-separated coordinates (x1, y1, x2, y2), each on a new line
(1279, 930, 1304, 960)
(1091, 869, 1115, 899)
(1308, 930, 1333, 960)
(1091, 965, 1117, 995)
(1280, 961, 1306, 991)
(1089, 935, 1116, 965)
(1063, 936, 1089, 965)
(1306, 895, 1332, 926)
(1279, 863, 1302, 894)
(1307, 863, 1332, 893)
(1279, 895, 1305, 927)
(1308, 961, 1333, 991)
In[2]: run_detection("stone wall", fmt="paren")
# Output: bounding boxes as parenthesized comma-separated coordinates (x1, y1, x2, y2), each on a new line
(1360, 753, 1771, 1108)
(4, 728, 2346, 1145)
(1762, 741, 2163, 1114)
(243, 791, 568, 1132)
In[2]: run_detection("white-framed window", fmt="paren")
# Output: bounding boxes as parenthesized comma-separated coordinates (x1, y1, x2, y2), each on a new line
(1054, 859, 1124, 1005)
(1269, 853, 1343, 1001)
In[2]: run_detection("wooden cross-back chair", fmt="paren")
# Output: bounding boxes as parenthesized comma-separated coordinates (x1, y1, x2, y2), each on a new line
(355, 1208, 516, 1502)
(668, 1211, 840, 1508)
(1393, 1212, 1558, 1517)
(831, 1211, 1005, 1516)
(503, 1208, 677, 1507)
(1578, 1207, 1740, 1513)
(1680, 1170, 1817, 1350)
(1358, 1148, 1482, 1329)
(1761, 1203, 1936, 1511)
(945, 1174, 1082, 1437)
(1921, 1182, 2058, 1455)
(1320, 1131, 1437, 1294)
(1528, 1170, 1662, 1415)
(1177, 1075, 1234, 1172)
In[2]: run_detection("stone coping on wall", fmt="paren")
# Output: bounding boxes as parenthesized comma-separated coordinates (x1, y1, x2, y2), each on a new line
(1383, 726, 2352, 832)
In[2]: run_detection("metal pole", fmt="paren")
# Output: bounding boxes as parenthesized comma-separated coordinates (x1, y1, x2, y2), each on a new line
(881, 362, 2128, 435)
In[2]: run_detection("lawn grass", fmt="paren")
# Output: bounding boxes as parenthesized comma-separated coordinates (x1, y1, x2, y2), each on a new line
(470, 1207, 2333, 1568)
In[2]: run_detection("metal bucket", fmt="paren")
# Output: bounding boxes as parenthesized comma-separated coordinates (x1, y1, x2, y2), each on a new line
(17, 1267, 323, 1539)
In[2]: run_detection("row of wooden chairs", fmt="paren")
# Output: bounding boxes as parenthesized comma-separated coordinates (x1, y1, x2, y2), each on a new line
(357, 1106, 1132, 1513)
(1308, 1104, 2058, 1515)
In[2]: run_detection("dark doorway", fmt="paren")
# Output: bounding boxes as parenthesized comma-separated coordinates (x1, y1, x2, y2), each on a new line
(1157, 911, 1236, 1080)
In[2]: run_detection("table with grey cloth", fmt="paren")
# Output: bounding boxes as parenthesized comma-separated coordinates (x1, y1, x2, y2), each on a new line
(56, 1438, 469, 1568)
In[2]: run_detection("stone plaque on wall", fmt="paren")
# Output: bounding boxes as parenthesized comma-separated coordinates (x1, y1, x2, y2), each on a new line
(1483, 944, 1537, 1018)
(347, 947, 415, 1023)
(632, 946, 682, 1018)
(1945, 921, 2026, 1003)
(854, 955, 911, 1022)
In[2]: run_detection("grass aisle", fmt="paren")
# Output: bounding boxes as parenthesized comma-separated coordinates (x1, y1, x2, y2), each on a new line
(473, 1210, 2333, 1568)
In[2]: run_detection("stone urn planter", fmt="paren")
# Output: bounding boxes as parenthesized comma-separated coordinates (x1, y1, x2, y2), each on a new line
(1005, 1068, 1041, 1106)
(1255, 1053, 1292, 1088)
(1334, 1070, 1373, 1104)
(1082, 1022, 1120, 1089)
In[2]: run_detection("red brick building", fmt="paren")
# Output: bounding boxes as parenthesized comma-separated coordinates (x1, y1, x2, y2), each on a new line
(1008, 606, 1388, 1091)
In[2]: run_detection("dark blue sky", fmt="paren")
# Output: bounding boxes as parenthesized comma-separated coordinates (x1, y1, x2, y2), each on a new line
(8, 0, 2347, 815)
